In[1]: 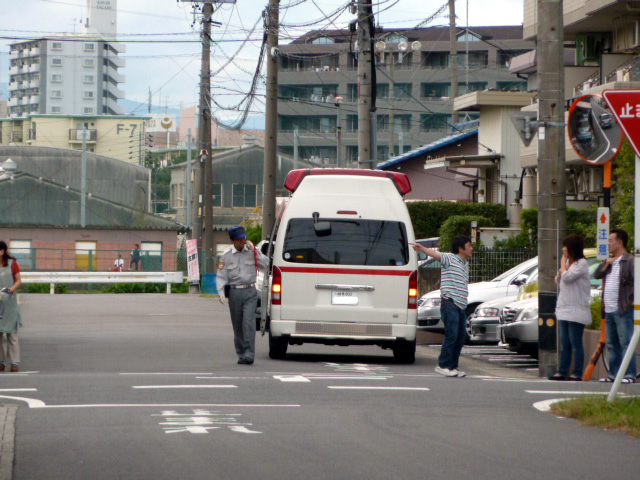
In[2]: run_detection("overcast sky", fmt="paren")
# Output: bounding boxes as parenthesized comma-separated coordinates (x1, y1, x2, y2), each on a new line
(1, 0, 524, 121)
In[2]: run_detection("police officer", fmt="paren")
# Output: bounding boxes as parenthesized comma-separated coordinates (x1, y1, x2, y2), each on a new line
(216, 226, 268, 365)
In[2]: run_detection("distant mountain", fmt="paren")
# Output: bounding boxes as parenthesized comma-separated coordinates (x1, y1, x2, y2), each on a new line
(121, 98, 181, 116)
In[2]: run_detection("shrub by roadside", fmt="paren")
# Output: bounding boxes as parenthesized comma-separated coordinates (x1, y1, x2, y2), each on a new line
(551, 396, 640, 438)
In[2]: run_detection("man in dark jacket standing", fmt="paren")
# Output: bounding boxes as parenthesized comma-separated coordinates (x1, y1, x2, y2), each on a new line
(594, 229, 637, 383)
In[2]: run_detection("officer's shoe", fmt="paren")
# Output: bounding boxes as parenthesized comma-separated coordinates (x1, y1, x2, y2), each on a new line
(238, 358, 254, 365)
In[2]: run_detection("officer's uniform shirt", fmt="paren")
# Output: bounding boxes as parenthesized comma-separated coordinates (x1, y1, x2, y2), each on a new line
(216, 244, 268, 294)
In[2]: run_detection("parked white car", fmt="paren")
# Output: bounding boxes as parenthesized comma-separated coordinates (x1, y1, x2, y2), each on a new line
(417, 256, 538, 333)
(467, 294, 518, 344)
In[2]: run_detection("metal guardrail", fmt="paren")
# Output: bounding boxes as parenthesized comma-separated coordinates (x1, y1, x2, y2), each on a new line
(21, 271, 185, 294)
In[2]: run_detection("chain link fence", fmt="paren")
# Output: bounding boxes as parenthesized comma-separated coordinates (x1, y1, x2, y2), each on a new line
(419, 247, 537, 295)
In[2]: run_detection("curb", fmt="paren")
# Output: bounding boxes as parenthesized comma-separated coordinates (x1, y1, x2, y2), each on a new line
(0, 405, 17, 480)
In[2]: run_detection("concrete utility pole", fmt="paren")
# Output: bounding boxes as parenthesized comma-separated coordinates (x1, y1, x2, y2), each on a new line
(262, 0, 279, 240)
(448, 0, 459, 125)
(536, 0, 566, 378)
(186, 129, 193, 230)
(189, 1, 215, 273)
(80, 124, 88, 228)
(357, 0, 374, 168)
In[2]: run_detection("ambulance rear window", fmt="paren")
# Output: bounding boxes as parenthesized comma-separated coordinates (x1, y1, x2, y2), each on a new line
(282, 218, 409, 266)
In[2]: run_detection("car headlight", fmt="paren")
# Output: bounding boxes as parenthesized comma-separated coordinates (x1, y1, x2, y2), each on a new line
(515, 306, 538, 322)
(475, 307, 500, 317)
(420, 297, 441, 308)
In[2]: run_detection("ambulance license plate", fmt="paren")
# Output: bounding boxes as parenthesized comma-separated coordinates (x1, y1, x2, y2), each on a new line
(331, 291, 358, 305)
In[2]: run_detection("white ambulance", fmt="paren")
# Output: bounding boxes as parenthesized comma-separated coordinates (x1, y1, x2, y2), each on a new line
(261, 168, 418, 363)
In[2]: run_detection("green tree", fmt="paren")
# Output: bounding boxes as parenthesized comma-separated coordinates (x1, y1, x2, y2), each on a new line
(612, 140, 635, 249)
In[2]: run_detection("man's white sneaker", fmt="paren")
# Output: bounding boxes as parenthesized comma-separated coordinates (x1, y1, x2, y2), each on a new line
(435, 366, 458, 377)
(451, 369, 466, 377)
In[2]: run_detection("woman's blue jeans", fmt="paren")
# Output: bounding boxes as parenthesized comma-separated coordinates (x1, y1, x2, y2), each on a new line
(438, 298, 467, 370)
(557, 320, 585, 377)
(605, 310, 637, 379)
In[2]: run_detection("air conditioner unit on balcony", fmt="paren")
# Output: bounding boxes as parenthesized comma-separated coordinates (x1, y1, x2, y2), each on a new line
(576, 32, 608, 65)
(613, 17, 640, 51)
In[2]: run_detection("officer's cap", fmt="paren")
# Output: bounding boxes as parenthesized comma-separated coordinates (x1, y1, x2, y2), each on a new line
(229, 225, 247, 241)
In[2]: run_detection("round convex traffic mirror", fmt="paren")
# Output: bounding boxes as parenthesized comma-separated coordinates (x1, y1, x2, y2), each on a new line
(568, 94, 623, 165)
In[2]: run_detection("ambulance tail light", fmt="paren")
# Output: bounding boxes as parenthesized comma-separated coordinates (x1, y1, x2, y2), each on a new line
(272, 266, 282, 305)
(408, 271, 418, 309)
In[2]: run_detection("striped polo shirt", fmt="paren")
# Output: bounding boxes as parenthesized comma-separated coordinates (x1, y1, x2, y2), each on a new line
(603, 256, 622, 313)
(440, 252, 469, 310)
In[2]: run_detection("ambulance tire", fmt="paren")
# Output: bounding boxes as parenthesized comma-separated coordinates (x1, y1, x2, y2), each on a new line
(393, 339, 416, 364)
(269, 332, 288, 359)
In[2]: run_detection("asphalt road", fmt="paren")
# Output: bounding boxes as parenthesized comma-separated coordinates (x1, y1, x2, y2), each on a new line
(2, 294, 639, 480)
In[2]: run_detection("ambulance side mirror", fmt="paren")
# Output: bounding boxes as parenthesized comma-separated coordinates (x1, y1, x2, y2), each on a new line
(260, 241, 271, 256)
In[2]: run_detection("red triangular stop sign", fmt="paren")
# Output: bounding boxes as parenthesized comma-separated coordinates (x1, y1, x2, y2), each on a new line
(603, 89, 640, 157)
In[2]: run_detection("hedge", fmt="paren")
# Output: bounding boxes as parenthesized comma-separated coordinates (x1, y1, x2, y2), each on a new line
(505, 207, 597, 248)
(439, 215, 492, 252)
(407, 201, 508, 239)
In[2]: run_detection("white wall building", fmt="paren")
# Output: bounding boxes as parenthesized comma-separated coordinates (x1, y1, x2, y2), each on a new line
(7, 0, 125, 117)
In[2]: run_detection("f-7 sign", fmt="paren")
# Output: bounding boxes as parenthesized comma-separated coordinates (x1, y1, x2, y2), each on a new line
(603, 90, 640, 156)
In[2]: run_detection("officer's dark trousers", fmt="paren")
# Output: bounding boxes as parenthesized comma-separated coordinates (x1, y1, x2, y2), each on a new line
(228, 288, 258, 360)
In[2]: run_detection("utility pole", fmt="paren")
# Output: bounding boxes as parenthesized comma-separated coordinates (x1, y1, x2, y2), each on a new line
(357, 0, 373, 168)
(537, 0, 566, 378)
(262, 0, 279, 239)
(186, 129, 193, 230)
(448, 0, 459, 125)
(389, 54, 395, 158)
(188, 1, 215, 274)
(80, 124, 88, 228)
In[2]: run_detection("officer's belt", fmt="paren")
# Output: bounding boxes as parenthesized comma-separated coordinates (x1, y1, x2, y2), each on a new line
(229, 283, 255, 289)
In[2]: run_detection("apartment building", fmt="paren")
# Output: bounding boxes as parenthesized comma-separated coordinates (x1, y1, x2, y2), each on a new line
(0, 114, 149, 164)
(7, 0, 125, 117)
(277, 25, 534, 166)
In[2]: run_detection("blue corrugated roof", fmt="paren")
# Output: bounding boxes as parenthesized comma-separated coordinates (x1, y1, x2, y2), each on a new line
(376, 122, 479, 170)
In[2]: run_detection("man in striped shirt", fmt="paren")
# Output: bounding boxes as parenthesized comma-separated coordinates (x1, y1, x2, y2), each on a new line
(412, 236, 473, 377)
(594, 229, 636, 383)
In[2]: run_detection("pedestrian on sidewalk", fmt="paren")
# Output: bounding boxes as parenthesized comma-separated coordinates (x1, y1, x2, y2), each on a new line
(113, 254, 124, 272)
(216, 226, 268, 365)
(0, 240, 22, 372)
(411, 235, 473, 378)
(549, 234, 591, 381)
(594, 229, 637, 384)
(130, 244, 141, 271)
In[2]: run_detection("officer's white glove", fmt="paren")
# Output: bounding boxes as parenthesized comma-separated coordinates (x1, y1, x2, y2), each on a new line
(219, 294, 227, 305)
(246, 240, 254, 251)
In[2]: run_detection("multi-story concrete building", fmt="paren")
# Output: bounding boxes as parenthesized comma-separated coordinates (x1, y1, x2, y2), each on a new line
(277, 25, 534, 166)
(0, 114, 149, 164)
(7, 0, 125, 117)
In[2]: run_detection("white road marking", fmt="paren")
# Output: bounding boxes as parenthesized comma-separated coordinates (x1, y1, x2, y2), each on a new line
(120, 373, 213, 376)
(0, 388, 38, 392)
(132, 385, 237, 389)
(273, 375, 311, 382)
(526, 390, 611, 395)
(0, 395, 46, 408)
(482, 378, 546, 383)
(328, 386, 430, 391)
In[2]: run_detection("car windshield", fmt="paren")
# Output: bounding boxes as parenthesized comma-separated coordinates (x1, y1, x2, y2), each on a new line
(491, 259, 536, 282)
(282, 218, 409, 266)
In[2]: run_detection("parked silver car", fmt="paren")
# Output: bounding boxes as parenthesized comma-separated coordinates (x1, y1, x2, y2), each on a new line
(467, 294, 518, 344)
(417, 257, 538, 333)
(499, 297, 539, 356)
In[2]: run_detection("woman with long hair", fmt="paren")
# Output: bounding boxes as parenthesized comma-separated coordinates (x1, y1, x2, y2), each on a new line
(0, 240, 22, 372)
(549, 234, 591, 381)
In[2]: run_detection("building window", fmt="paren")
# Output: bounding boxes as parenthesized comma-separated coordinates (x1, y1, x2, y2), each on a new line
(421, 83, 450, 99)
(51, 74, 62, 83)
(51, 42, 63, 50)
(83, 107, 94, 114)
(457, 31, 481, 42)
(83, 75, 95, 83)
(83, 91, 95, 99)
(50, 106, 62, 113)
(213, 183, 223, 207)
(84, 59, 95, 68)
(310, 36, 335, 45)
(232, 184, 258, 208)
(50, 90, 62, 99)
(385, 34, 407, 43)
(420, 113, 451, 132)
(496, 81, 528, 91)
(51, 57, 63, 67)
(393, 114, 412, 132)
(393, 83, 412, 100)
(459, 82, 488, 94)
(422, 52, 449, 68)
(83, 43, 95, 52)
